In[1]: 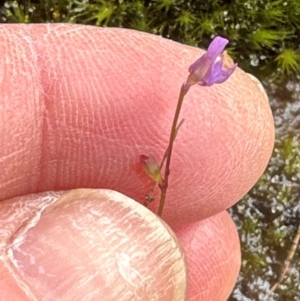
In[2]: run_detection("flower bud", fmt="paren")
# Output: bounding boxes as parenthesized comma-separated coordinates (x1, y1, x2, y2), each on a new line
(140, 155, 163, 183)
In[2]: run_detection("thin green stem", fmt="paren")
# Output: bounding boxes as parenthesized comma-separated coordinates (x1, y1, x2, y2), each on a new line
(144, 119, 185, 207)
(159, 118, 185, 170)
(157, 84, 189, 216)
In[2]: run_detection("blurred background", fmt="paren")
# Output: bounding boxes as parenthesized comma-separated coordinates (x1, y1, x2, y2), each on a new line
(1, 1, 299, 300)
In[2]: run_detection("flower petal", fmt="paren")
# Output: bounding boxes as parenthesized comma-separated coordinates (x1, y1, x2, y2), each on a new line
(201, 60, 237, 86)
(206, 36, 229, 61)
(188, 53, 210, 74)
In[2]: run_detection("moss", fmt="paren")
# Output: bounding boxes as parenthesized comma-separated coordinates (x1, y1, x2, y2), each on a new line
(276, 49, 300, 76)
(1, 0, 300, 80)
(229, 134, 300, 300)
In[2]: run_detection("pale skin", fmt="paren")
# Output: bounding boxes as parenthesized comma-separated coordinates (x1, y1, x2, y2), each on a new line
(0, 24, 274, 300)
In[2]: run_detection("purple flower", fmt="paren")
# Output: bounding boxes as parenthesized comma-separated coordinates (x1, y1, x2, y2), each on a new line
(186, 36, 237, 87)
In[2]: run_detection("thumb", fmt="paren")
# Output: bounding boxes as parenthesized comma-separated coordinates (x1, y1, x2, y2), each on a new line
(1, 189, 187, 301)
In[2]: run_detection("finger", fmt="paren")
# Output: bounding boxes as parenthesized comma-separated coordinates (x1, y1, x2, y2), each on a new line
(0, 188, 239, 301)
(0, 24, 274, 227)
(175, 211, 240, 301)
(0, 189, 187, 301)
(0, 24, 243, 300)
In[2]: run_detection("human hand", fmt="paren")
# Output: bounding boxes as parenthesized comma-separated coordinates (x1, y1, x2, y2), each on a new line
(0, 24, 274, 300)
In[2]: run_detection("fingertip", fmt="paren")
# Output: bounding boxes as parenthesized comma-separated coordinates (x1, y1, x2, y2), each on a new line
(175, 211, 241, 301)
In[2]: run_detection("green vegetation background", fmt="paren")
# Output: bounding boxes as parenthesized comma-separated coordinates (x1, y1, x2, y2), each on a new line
(1, 1, 299, 300)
